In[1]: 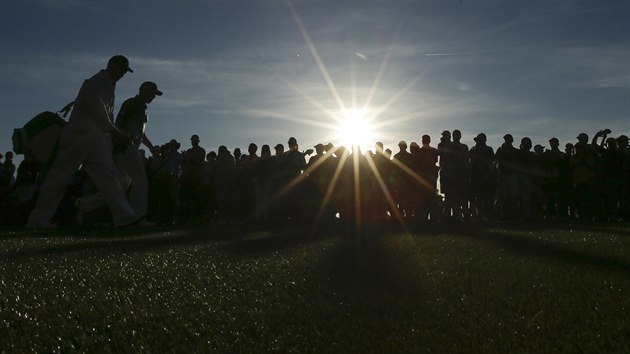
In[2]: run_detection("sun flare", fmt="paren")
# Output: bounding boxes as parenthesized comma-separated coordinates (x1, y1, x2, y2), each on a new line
(335, 107, 375, 152)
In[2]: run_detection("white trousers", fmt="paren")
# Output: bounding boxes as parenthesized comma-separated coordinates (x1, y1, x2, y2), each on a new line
(78, 147, 148, 218)
(27, 132, 138, 227)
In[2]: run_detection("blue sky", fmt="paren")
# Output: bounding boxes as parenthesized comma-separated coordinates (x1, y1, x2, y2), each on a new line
(1, 0, 629, 161)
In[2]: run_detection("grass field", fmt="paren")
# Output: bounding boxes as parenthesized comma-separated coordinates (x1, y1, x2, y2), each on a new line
(1, 222, 629, 353)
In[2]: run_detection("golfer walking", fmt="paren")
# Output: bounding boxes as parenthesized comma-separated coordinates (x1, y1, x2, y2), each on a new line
(27, 55, 141, 228)
(76, 81, 162, 225)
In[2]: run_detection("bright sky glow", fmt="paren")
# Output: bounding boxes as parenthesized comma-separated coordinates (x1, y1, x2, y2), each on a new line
(335, 107, 375, 152)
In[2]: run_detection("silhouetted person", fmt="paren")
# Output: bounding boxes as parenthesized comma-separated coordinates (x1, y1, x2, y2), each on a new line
(371, 141, 393, 220)
(201, 151, 217, 223)
(542, 138, 567, 219)
(214, 145, 236, 223)
(494, 134, 520, 220)
(516, 137, 536, 219)
(468, 133, 495, 220)
(27, 55, 140, 228)
(392, 140, 413, 217)
(179, 134, 206, 224)
(444, 130, 469, 220)
(571, 133, 599, 221)
(254, 144, 273, 222)
(594, 130, 623, 221)
(617, 135, 630, 220)
(0, 151, 16, 205)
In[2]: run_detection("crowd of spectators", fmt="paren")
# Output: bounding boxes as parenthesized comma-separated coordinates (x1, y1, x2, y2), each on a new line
(1, 128, 629, 227)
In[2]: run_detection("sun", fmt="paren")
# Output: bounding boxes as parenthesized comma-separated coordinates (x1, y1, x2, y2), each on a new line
(335, 107, 375, 152)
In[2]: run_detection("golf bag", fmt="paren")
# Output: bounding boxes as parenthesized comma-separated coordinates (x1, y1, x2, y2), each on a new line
(12, 101, 74, 165)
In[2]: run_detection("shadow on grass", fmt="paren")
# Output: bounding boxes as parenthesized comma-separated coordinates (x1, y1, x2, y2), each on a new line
(0, 224, 262, 261)
(469, 228, 630, 274)
(403, 221, 630, 274)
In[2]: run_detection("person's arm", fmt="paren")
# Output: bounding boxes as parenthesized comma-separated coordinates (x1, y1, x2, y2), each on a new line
(142, 134, 157, 156)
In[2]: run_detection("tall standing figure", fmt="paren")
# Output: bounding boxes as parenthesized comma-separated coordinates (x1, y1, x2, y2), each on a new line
(27, 55, 140, 228)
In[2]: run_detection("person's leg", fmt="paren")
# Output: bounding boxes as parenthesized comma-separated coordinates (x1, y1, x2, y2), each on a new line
(82, 136, 138, 226)
(27, 142, 86, 227)
(117, 148, 148, 217)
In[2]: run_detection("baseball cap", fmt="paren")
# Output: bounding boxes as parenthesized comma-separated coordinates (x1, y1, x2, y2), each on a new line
(549, 137, 559, 144)
(577, 133, 588, 140)
(274, 143, 284, 149)
(140, 81, 163, 96)
(108, 55, 133, 73)
(191, 134, 200, 141)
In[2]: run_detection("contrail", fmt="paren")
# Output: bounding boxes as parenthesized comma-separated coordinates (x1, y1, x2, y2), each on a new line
(424, 53, 459, 56)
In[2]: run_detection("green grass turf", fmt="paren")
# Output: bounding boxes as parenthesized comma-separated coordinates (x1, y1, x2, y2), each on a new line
(1, 222, 629, 352)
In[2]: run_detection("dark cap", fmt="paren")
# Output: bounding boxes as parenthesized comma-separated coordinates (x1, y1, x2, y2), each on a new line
(617, 134, 629, 142)
(577, 133, 588, 140)
(549, 137, 559, 144)
(274, 143, 284, 149)
(191, 134, 200, 141)
(503, 134, 513, 141)
(108, 55, 133, 73)
(314, 143, 324, 149)
(288, 137, 297, 145)
(140, 81, 162, 96)
(473, 133, 487, 142)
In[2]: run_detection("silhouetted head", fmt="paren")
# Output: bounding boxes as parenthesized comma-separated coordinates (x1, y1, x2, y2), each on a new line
(314, 143, 324, 154)
(218, 145, 228, 155)
(5, 151, 13, 160)
(520, 137, 532, 150)
(422, 134, 431, 146)
(605, 138, 617, 149)
(139, 81, 162, 103)
(169, 139, 180, 151)
(190, 134, 200, 147)
(576, 133, 588, 143)
(398, 140, 407, 152)
(384, 148, 392, 158)
(441, 130, 451, 141)
(375, 142, 384, 153)
(503, 134, 514, 144)
(335, 146, 346, 157)
(549, 137, 559, 148)
(324, 143, 333, 153)
(234, 148, 241, 158)
(473, 133, 486, 144)
(617, 135, 628, 147)
(248, 143, 257, 155)
(274, 144, 284, 155)
(452, 130, 462, 142)
(261, 144, 271, 157)
(207, 151, 216, 161)
(106, 55, 133, 82)
(534, 144, 544, 154)
(410, 142, 420, 154)
(565, 143, 574, 155)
